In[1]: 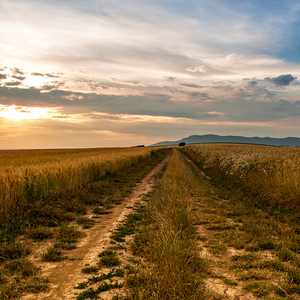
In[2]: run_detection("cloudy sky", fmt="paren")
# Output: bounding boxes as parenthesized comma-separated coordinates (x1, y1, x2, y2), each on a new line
(0, 0, 300, 148)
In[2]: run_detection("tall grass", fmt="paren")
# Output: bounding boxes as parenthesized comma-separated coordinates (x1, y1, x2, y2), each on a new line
(183, 144, 300, 210)
(0, 147, 156, 223)
(128, 149, 206, 299)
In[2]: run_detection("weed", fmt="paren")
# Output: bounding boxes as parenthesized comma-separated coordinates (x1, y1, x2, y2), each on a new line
(0, 283, 20, 299)
(111, 212, 141, 242)
(109, 244, 126, 250)
(98, 250, 120, 267)
(239, 270, 266, 281)
(262, 259, 286, 271)
(41, 246, 66, 262)
(124, 264, 135, 275)
(278, 248, 294, 262)
(244, 281, 270, 297)
(57, 225, 85, 246)
(92, 207, 110, 215)
(0, 242, 31, 262)
(27, 227, 54, 241)
(25, 275, 49, 293)
(54, 241, 77, 250)
(208, 241, 227, 255)
(77, 217, 96, 229)
(81, 266, 98, 274)
(287, 268, 300, 285)
(5, 258, 39, 277)
(76, 282, 123, 300)
(114, 268, 124, 277)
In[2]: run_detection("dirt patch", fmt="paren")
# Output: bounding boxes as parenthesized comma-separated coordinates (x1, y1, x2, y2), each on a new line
(21, 154, 170, 300)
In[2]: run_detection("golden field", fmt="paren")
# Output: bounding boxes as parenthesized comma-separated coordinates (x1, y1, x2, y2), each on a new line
(183, 143, 300, 209)
(0, 147, 155, 221)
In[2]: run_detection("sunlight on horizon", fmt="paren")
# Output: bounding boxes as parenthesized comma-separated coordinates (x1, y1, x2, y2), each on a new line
(0, 105, 52, 120)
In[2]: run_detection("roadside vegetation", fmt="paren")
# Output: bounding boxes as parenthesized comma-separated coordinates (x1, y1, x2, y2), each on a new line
(73, 145, 300, 299)
(0, 147, 169, 299)
(124, 149, 207, 299)
(183, 144, 300, 210)
(181, 144, 300, 299)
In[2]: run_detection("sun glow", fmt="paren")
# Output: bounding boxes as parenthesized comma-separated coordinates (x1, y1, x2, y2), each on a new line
(0, 105, 51, 120)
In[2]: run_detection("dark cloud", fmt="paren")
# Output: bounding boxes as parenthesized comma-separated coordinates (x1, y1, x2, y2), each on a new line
(11, 68, 25, 75)
(241, 78, 276, 100)
(31, 72, 60, 78)
(41, 85, 58, 91)
(266, 74, 297, 86)
(165, 76, 177, 81)
(188, 91, 209, 98)
(0, 74, 7, 80)
(12, 75, 26, 81)
(247, 80, 258, 86)
(5, 81, 22, 86)
(179, 83, 203, 88)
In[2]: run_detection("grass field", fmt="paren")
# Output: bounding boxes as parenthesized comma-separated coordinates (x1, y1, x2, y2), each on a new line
(182, 143, 300, 210)
(0, 147, 156, 223)
(1, 144, 300, 299)
(0, 146, 169, 299)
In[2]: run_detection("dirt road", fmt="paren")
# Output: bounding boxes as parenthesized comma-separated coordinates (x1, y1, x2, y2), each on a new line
(22, 153, 170, 300)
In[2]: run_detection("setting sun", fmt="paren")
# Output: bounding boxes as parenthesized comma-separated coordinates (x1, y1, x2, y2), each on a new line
(0, 105, 51, 120)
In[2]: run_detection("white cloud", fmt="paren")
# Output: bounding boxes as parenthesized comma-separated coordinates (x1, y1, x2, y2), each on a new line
(185, 65, 206, 73)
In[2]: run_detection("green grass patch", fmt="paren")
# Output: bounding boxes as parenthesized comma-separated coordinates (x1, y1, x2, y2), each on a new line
(81, 266, 98, 274)
(77, 217, 96, 229)
(27, 227, 54, 241)
(111, 212, 142, 242)
(92, 207, 111, 215)
(41, 246, 66, 262)
(5, 258, 39, 277)
(243, 281, 271, 297)
(98, 250, 120, 267)
(0, 242, 31, 263)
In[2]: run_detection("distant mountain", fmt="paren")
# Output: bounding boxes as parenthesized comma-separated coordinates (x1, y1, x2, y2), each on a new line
(149, 134, 300, 147)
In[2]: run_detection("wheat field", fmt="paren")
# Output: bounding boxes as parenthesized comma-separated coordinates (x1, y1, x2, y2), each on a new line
(183, 144, 300, 209)
(0, 147, 155, 221)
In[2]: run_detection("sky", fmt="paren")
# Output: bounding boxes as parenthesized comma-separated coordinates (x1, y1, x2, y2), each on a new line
(0, 0, 300, 148)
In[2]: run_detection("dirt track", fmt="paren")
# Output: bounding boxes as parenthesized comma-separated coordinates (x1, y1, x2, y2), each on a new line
(22, 153, 170, 300)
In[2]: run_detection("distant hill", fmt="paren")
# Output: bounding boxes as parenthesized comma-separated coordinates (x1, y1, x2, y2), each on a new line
(149, 134, 300, 147)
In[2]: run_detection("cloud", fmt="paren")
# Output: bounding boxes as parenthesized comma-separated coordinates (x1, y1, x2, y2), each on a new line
(110, 78, 145, 86)
(5, 81, 22, 86)
(31, 72, 60, 78)
(165, 76, 177, 81)
(12, 75, 26, 81)
(0, 74, 7, 80)
(185, 65, 207, 73)
(266, 74, 297, 86)
(179, 83, 203, 88)
(11, 68, 25, 75)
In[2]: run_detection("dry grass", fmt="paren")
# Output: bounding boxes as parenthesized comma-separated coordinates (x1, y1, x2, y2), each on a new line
(183, 144, 300, 210)
(0, 147, 169, 300)
(0, 147, 154, 222)
(181, 144, 300, 299)
(127, 149, 207, 299)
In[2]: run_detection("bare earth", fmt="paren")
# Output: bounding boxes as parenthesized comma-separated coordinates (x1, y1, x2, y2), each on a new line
(22, 154, 170, 300)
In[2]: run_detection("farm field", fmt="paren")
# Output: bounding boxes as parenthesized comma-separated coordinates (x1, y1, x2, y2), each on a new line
(0, 146, 169, 299)
(1, 144, 300, 299)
